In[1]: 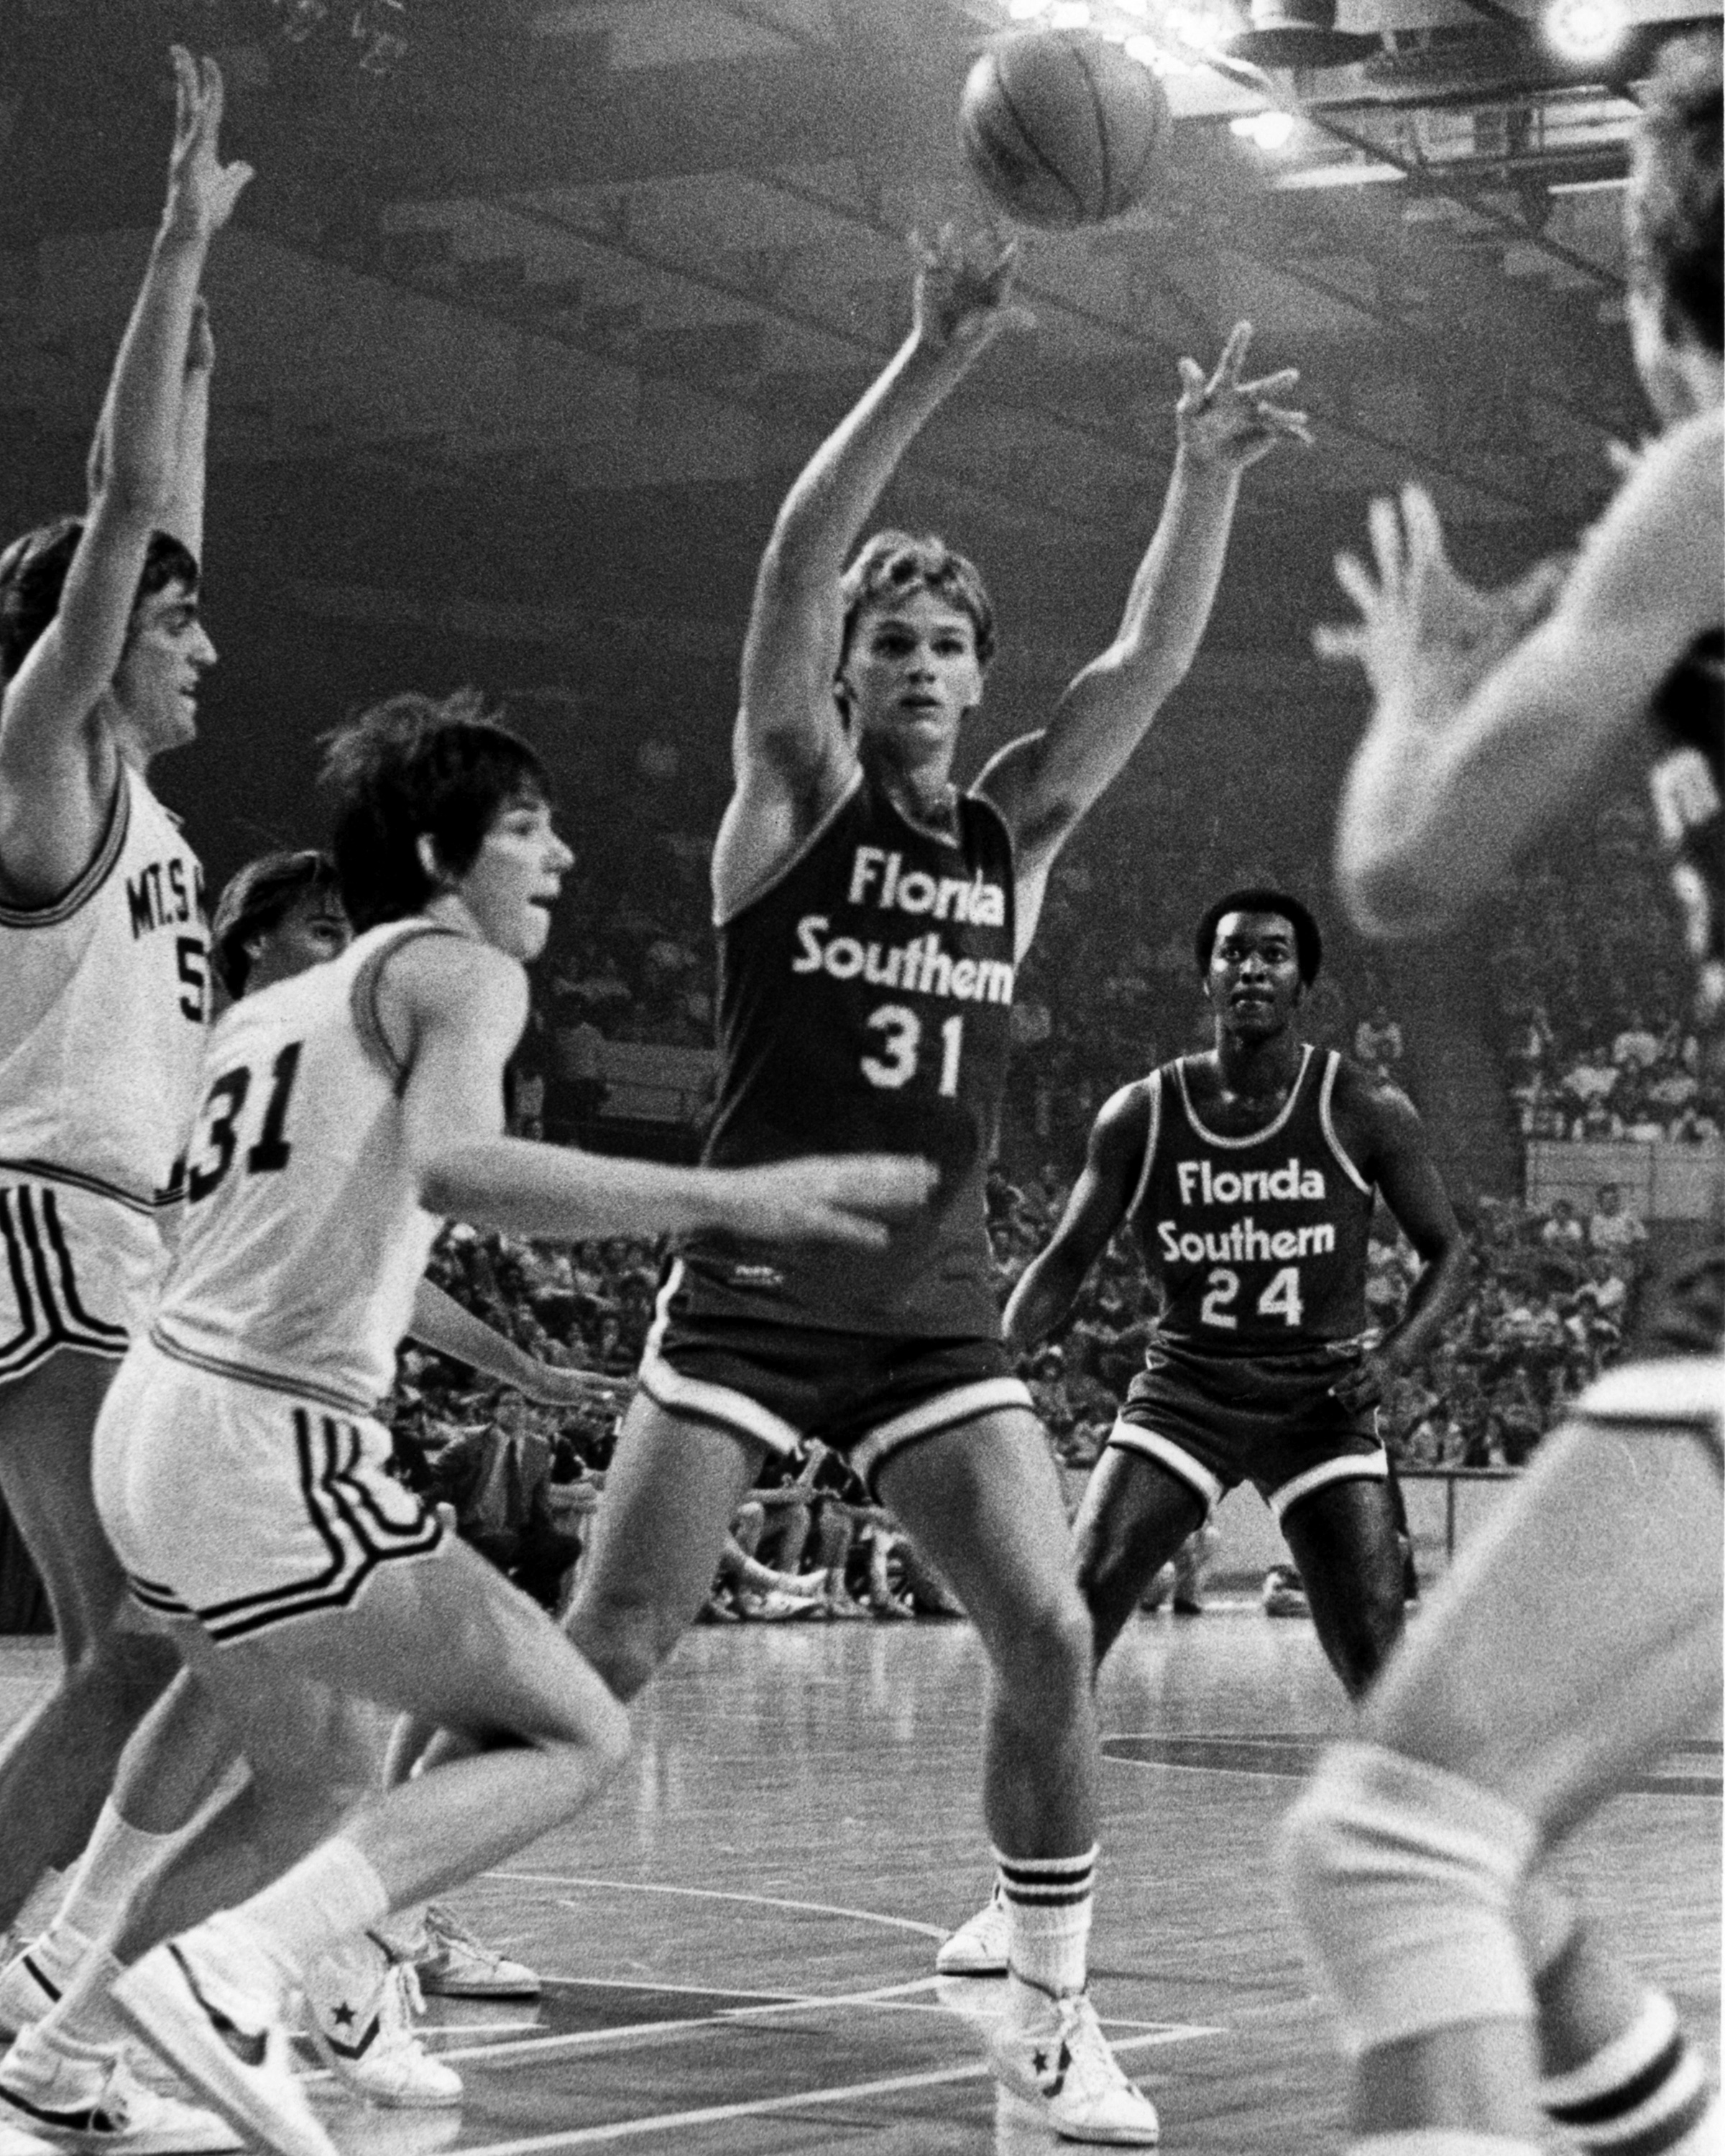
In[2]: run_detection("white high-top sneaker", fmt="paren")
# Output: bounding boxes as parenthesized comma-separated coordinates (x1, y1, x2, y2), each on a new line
(303, 1938, 460, 2109)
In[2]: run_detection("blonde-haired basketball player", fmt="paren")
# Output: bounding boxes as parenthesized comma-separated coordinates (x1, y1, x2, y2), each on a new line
(561, 233, 1309, 2145)
(1282, 34, 1721, 2156)
(49, 693, 930, 2156)
(0, 40, 246, 2063)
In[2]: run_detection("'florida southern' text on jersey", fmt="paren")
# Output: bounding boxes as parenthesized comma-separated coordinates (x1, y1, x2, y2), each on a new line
(684, 763, 1016, 1335)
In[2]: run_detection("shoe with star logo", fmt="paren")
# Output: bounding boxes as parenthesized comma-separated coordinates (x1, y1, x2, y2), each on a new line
(303, 1938, 460, 2109)
(985, 1984, 1159, 2146)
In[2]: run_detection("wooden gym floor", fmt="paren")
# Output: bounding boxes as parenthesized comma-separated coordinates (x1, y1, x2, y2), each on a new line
(1, 1606, 1718, 2155)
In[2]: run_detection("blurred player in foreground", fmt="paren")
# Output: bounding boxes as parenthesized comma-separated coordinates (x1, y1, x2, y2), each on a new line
(1282, 35, 1721, 2156)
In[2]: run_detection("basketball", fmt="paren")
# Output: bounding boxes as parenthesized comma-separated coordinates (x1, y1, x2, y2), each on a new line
(960, 29, 1169, 230)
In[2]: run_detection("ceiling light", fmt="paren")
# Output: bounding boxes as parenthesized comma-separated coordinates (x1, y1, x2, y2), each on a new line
(1006, 0, 1051, 15)
(1542, 0, 1629, 63)
(1049, 1, 1093, 23)
(1231, 108, 1297, 147)
(1164, 2, 1229, 48)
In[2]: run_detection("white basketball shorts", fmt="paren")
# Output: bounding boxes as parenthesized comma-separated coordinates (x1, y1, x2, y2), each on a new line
(0, 1174, 169, 1384)
(92, 1335, 443, 1645)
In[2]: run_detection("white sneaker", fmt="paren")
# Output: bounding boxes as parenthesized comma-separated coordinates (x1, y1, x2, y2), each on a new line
(987, 1988, 1160, 2147)
(303, 1940, 461, 2109)
(111, 1928, 338, 2156)
(934, 1886, 1008, 1976)
(410, 1907, 540, 2001)
(0, 2024, 241, 2153)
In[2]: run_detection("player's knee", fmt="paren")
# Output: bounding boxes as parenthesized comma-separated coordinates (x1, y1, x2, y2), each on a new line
(1279, 1740, 1539, 2057)
(564, 1585, 682, 1705)
(993, 1584, 1092, 1712)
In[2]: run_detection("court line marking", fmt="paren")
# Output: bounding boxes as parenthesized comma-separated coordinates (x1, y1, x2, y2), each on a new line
(432, 1975, 947, 2066)
(487, 1869, 950, 1941)
(452, 2024, 1220, 2154)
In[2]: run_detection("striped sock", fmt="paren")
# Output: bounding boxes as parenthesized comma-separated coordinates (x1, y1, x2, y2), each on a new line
(995, 1843, 1096, 2000)
(1540, 1991, 1716, 2156)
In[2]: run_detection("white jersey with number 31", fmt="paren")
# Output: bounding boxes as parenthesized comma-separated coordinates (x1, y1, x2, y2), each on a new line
(152, 918, 449, 1413)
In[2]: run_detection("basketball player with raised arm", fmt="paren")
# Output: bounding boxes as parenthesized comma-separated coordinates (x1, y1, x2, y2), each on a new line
(560, 231, 1308, 2145)
(24, 694, 924, 2156)
(1281, 35, 1722, 2156)
(0, 47, 247, 1987)
(937, 885, 1467, 1973)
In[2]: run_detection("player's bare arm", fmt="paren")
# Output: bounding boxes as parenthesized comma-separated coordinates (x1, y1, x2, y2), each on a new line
(1003, 1081, 1152, 1355)
(385, 933, 934, 1248)
(0, 50, 249, 902)
(716, 230, 1029, 913)
(1327, 408, 1724, 938)
(406, 1278, 620, 1407)
(1327, 1063, 1470, 1411)
(975, 323, 1310, 953)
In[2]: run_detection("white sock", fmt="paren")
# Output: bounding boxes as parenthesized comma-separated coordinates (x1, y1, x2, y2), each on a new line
(46, 1804, 186, 1955)
(995, 1843, 1095, 2001)
(31, 1946, 127, 2053)
(214, 1838, 390, 1985)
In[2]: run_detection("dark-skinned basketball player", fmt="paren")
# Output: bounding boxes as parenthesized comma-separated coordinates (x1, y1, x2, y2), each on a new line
(939, 887, 1468, 1975)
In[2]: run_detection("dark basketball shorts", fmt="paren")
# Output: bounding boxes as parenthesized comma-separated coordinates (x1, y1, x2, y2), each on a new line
(92, 1335, 444, 1646)
(1108, 1340, 1386, 1524)
(638, 1261, 1031, 1497)
(1577, 1243, 1723, 1470)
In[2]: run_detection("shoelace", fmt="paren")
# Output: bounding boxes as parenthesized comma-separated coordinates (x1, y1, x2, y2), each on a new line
(1054, 1996, 1136, 2096)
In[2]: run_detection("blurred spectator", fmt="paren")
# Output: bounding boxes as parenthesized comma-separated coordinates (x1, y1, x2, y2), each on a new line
(1586, 1183, 1648, 1261)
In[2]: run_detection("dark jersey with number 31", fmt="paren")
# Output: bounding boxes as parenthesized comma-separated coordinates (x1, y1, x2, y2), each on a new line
(678, 762, 1017, 1336)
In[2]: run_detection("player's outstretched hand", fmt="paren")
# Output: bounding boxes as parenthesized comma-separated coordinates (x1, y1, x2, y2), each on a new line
(1313, 482, 1568, 719)
(1176, 322, 1312, 470)
(911, 226, 1036, 364)
(726, 1154, 939, 1248)
(517, 1362, 631, 1409)
(162, 47, 254, 241)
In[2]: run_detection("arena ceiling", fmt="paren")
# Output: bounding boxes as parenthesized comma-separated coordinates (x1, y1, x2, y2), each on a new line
(1, 0, 1719, 744)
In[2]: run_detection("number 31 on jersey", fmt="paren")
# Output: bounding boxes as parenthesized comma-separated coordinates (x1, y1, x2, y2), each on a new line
(861, 1005, 963, 1096)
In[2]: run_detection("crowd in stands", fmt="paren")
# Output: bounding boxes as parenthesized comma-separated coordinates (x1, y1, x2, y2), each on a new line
(382, 1162, 1653, 1620)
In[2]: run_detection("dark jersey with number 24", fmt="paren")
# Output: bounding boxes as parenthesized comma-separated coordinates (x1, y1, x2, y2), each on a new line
(678, 761, 1016, 1337)
(1128, 1046, 1375, 1359)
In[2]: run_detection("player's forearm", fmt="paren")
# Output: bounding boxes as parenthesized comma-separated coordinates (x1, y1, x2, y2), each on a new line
(764, 335, 969, 592)
(408, 1278, 536, 1389)
(1003, 1246, 1089, 1355)
(418, 1133, 741, 1245)
(1107, 446, 1245, 699)
(96, 229, 211, 525)
(1378, 1240, 1471, 1369)
(162, 358, 211, 557)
